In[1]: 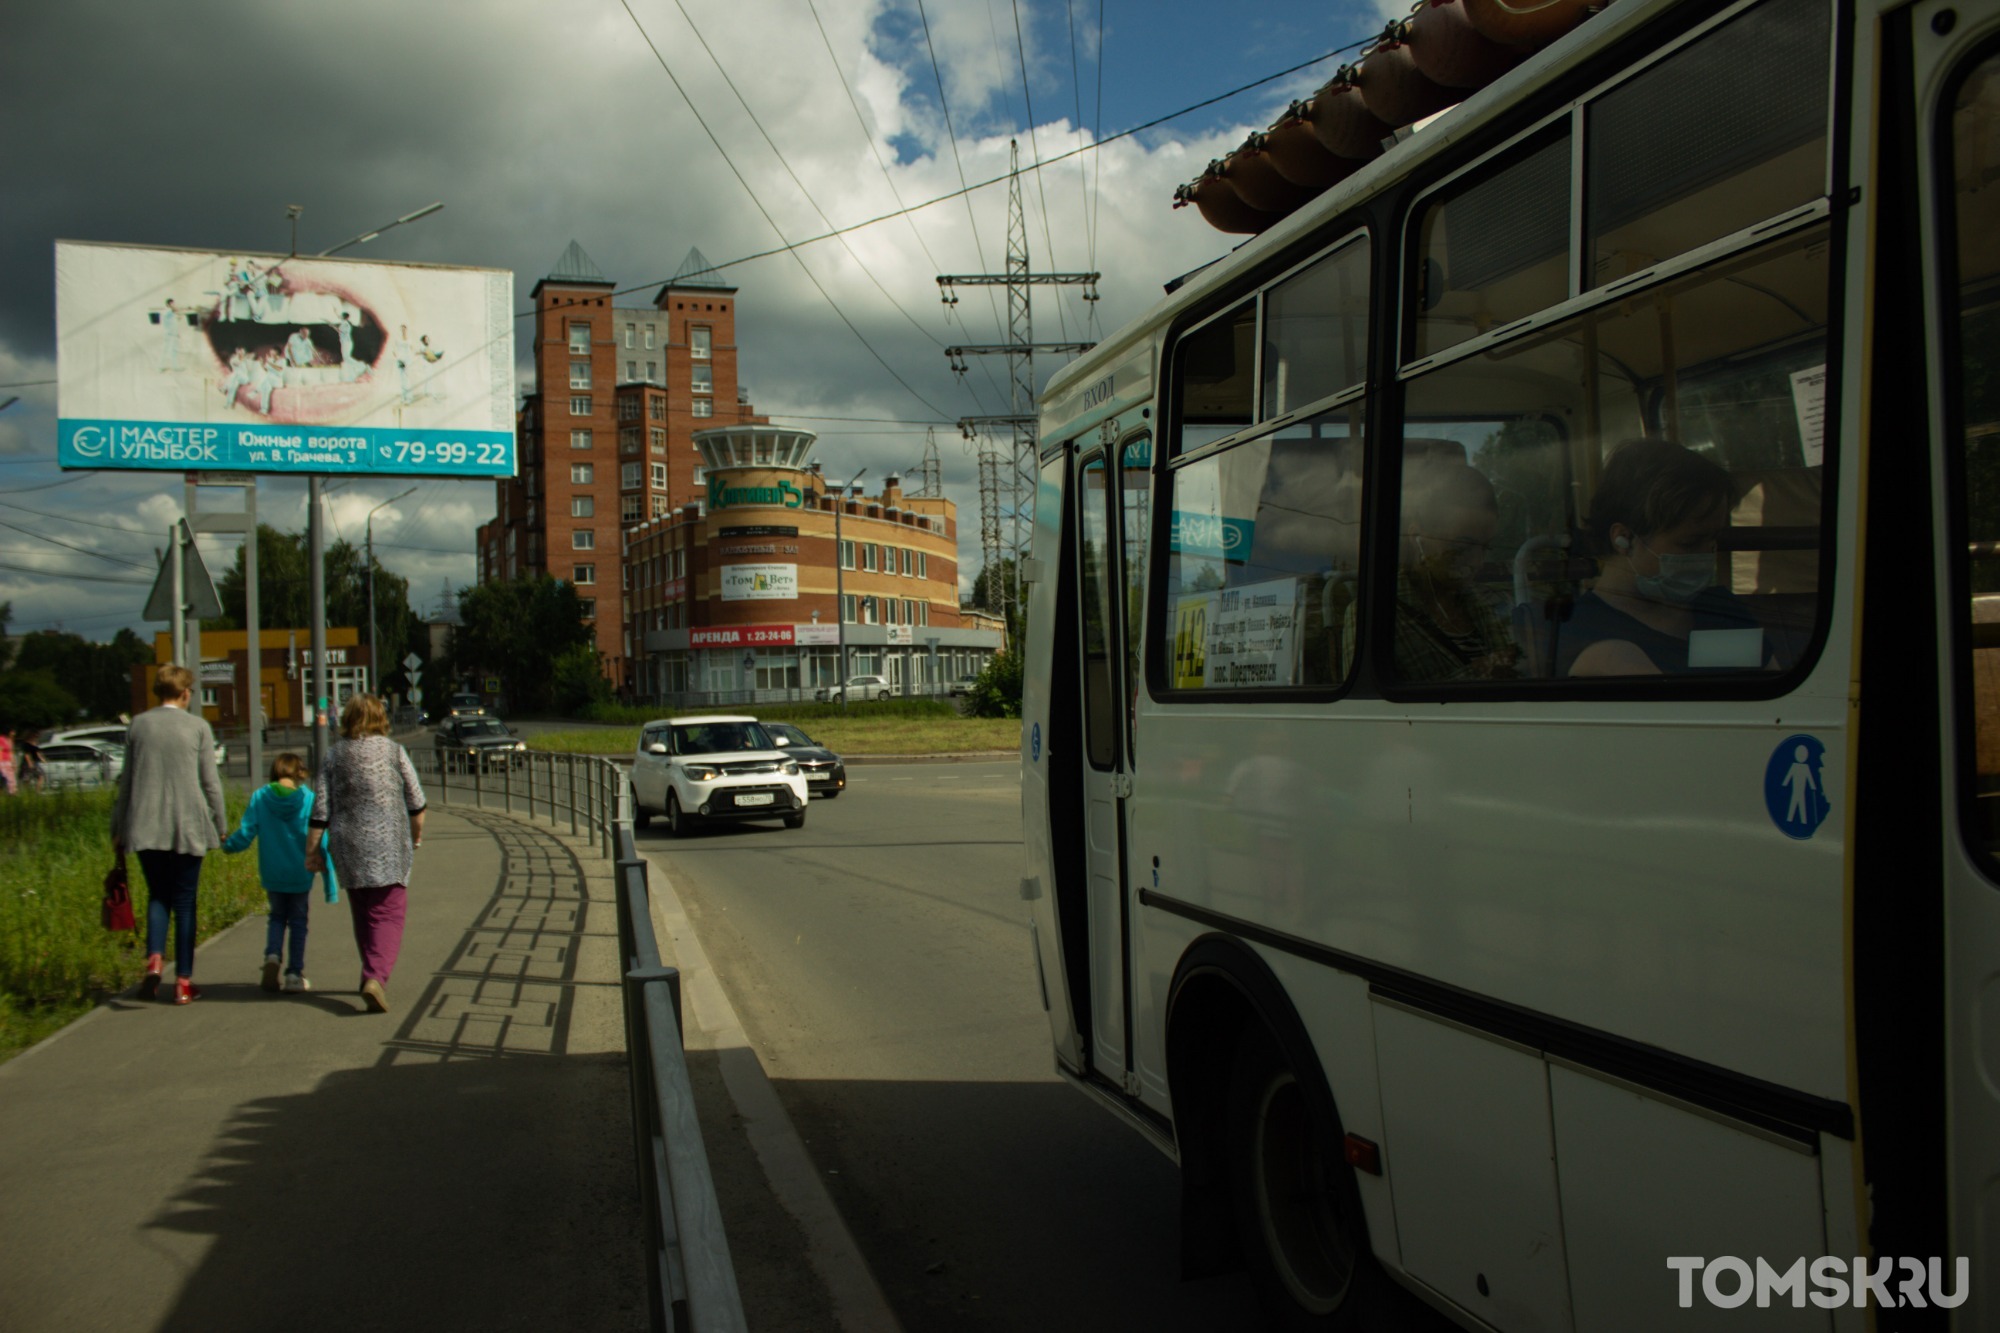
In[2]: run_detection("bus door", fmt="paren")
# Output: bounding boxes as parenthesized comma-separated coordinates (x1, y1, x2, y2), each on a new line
(1924, 11, 2000, 1306)
(1073, 435, 1148, 1088)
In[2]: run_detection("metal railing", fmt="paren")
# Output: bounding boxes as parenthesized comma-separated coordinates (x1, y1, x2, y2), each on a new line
(408, 744, 747, 1333)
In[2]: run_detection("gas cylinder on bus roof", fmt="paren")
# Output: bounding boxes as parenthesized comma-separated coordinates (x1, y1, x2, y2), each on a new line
(1307, 68, 1393, 162)
(1262, 104, 1359, 188)
(1173, 172, 1278, 236)
(1406, 0, 1525, 88)
(1354, 31, 1463, 128)
(1462, 0, 1608, 50)
(1221, 135, 1329, 214)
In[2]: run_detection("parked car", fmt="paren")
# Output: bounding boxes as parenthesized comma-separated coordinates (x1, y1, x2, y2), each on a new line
(948, 673, 981, 697)
(761, 722, 845, 798)
(432, 715, 526, 772)
(814, 674, 892, 703)
(630, 715, 808, 836)
(48, 722, 227, 771)
(37, 739, 121, 791)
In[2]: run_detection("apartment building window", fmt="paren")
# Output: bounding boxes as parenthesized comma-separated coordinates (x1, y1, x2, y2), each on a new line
(627, 360, 637, 382)
(692, 465, 704, 486)
(691, 326, 711, 359)
(618, 398, 638, 421)
(645, 325, 656, 349)
(573, 564, 596, 585)
(579, 598, 595, 620)
(691, 365, 713, 395)
(901, 548, 914, 576)
(884, 599, 898, 626)
(646, 361, 658, 382)
(570, 428, 592, 450)
(918, 601, 929, 626)
(621, 462, 641, 489)
(570, 360, 591, 389)
(653, 495, 671, 517)
(916, 551, 927, 578)
(624, 323, 634, 348)
(650, 462, 667, 489)
(860, 544, 876, 572)
(878, 544, 892, 571)
(841, 594, 856, 623)
(573, 530, 595, 550)
(571, 496, 594, 518)
(568, 324, 590, 353)
(649, 428, 666, 454)
(648, 396, 664, 421)
(570, 395, 591, 416)
(620, 426, 640, 454)
(839, 539, 855, 570)
(622, 494, 642, 523)
(571, 463, 593, 484)
(691, 399, 713, 418)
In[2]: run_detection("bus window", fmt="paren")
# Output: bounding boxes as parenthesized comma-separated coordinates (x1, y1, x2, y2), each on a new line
(1174, 300, 1256, 454)
(1585, 0, 1829, 289)
(1079, 457, 1118, 769)
(1120, 435, 1151, 748)
(1395, 225, 1829, 683)
(1163, 403, 1366, 690)
(1946, 48, 2000, 855)
(1412, 128, 1571, 362)
(1262, 235, 1370, 420)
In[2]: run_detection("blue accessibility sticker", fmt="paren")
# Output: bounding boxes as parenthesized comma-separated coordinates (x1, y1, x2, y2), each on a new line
(1030, 721, 1041, 763)
(1764, 734, 1831, 840)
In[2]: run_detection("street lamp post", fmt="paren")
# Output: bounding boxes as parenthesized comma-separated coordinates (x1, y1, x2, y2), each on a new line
(366, 486, 418, 699)
(832, 469, 866, 712)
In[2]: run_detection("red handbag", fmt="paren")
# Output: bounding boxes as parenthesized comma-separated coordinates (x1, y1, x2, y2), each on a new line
(102, 864, 136, 932)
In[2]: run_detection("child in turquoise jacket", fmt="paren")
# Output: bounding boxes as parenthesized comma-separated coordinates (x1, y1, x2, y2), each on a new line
(223, 752, 338, 993)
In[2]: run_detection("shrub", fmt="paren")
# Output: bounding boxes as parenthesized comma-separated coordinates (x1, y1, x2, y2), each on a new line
(965, 650, 1023, 718)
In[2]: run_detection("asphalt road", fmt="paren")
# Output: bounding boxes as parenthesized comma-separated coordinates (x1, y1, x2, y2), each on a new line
(636, 760, 1263, 1332)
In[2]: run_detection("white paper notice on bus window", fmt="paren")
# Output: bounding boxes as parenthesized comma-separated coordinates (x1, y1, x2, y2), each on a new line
(1789, 365, 1827, 467)
(1686, 627, 1764, 669)
(1204, 577, 1300, 688)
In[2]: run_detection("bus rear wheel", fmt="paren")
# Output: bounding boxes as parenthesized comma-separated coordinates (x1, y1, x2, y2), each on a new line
(1226, 1027, 1381, 1330)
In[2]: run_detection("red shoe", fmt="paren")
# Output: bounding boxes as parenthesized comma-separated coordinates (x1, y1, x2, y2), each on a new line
(175, 977, 201, 1006)
(140, 955, 164, 1000)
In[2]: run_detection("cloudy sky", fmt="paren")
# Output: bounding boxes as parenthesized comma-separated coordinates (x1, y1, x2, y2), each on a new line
(1, 0, 1396, 641)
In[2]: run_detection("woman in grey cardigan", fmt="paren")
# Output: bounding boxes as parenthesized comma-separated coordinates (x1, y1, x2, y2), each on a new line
(305, 693, 425, 1013)
(111, 663, 228, 1004)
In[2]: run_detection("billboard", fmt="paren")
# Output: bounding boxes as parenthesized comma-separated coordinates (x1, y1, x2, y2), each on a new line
(56, 240, 515, 477)
(720, 563, 797, 601)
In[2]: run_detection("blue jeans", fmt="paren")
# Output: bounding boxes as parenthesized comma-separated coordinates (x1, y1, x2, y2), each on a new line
(265, 892, 310, 973)
(138, 850, 203, 976)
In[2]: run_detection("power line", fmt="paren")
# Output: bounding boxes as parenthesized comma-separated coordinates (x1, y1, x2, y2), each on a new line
(616, 0, 958, 423)
(0, 558, 149, 586)
(1011, 0, 1072, 345)
(916, 0, 1011, 352)
(0, 516, 153, 569)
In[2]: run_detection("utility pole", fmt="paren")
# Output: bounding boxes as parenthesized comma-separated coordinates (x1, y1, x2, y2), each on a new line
(365, 485, 418, 698)
(938, 140, 1099, 623)
(832, 468, 866, 711)
(910, 427, 943, 500)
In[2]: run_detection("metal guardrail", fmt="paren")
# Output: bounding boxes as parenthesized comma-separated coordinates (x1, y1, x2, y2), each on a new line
(410, 745, 747, 1333)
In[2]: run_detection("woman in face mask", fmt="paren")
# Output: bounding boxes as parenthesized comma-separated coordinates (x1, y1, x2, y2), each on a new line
(1559, 438, 1767, 677)
(1376, 460, 1520, 682)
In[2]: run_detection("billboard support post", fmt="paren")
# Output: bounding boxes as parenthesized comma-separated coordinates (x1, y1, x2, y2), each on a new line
(185, 474, 260, 784)
(309, 477, 329, 773)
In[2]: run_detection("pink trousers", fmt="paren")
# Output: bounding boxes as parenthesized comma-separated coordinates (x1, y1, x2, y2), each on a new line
(347, 885, 407, 984)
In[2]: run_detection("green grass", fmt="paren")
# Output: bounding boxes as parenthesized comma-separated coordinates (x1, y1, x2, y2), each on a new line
(530, 714, 1022, 757)
(0, 788, 267, 1063)
(582, 698, 963, 724)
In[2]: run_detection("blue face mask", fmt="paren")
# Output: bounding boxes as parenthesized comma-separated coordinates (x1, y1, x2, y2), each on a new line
(1633, 539, 1714, 606)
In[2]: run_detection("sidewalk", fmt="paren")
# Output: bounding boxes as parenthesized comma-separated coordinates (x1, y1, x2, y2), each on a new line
(0, 808, 645, 1333)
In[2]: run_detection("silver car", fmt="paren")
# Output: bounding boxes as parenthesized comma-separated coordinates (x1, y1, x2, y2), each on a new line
(48, 723, 227, 771)
(36, 739, 120, 791)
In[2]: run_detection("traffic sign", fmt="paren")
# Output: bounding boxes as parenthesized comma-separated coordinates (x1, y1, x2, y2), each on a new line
(142, 523, 223, 621)
(402, 652, 423, 673)
(409, 685, 424, 703)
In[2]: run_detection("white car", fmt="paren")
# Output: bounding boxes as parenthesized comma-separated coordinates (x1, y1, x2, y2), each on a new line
(630, 715, 810, 837)
(49, 724, 228, 771)
(813, 674, 893, 703)
(36, 739, 121, 790)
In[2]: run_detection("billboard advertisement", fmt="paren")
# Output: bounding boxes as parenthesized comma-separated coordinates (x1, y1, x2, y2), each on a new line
(56, 240, 515, 477)
(720, 563, 797, 601)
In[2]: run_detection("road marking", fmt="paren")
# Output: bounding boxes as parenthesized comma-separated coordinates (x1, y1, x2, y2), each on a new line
(642, 852, 904, 1333)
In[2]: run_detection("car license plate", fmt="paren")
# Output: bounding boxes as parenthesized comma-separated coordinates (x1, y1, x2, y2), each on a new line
(807, 772, 829, 782)
(737, 792, 774, 806)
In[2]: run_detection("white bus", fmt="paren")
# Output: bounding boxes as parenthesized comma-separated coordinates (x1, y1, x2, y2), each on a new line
(1019, 0, 2000, 1326)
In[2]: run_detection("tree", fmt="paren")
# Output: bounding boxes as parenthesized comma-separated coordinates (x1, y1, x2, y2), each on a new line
(551, 644, 613, 713)
(9, 629, 152, 721)
(451, 576, 595, 712)
(209, 523, 415, 682)
(0, 600, 13, 671)
(0, 670, 81, 732)
(965, 649, 1023, 719)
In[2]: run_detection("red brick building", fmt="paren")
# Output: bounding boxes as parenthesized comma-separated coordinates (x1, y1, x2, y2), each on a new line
(476, 243, 766, 690)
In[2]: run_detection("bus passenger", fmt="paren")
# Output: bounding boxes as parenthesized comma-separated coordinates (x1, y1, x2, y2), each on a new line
(1558, 439, 1769, 677)
(1345, 461, 1519, 682)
